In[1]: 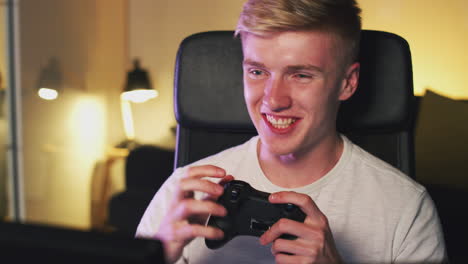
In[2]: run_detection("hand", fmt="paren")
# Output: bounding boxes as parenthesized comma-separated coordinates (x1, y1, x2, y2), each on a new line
(259, 191, 342, 264)
(155, 165, 234, 264)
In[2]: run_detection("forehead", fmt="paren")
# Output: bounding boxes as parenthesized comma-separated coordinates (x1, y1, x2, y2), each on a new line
(241, 31, 340, 70)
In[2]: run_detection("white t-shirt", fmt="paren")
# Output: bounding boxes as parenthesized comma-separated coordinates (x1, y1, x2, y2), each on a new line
(136, 135, 446, 263)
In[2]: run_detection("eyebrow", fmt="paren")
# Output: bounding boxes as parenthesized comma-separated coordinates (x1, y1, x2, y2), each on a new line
(286, 65, 323, 73)
(242, 59, 266, 68)
(242, 59, 323, 73)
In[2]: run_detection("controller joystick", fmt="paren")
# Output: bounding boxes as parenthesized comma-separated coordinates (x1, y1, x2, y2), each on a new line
(205, 180, 306, 249)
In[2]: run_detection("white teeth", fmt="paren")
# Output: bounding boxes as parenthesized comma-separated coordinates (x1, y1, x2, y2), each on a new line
(266, 115, 296, 129)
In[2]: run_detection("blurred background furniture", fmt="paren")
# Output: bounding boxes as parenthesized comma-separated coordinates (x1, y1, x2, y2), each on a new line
(413, 90, 468, 263)
(90, 147, 128, 232)
(108, 145, 174, 236)
(0, 220, 165, 263)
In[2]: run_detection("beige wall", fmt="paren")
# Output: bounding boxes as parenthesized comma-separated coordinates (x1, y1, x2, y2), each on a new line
(359, 0, 468, 99)
(0, 6, 6, 87)
(18, 0, 127, 229)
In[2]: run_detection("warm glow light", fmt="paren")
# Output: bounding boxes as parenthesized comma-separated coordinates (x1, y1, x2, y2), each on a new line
(120, 99, 135, 140)
(121, 89, 158, 103)
(359, 0, 468, 99)
(68, 97, 105, 153)
(38, 87, 58, 100)
(64, 96, 106, 228)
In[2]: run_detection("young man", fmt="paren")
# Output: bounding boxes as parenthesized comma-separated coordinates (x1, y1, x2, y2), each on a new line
(136, 0, 447, 263)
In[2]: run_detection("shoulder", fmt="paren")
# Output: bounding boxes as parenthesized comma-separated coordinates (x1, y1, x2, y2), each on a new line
(337, 138, 446, 263)
(343, 136, 426, 198)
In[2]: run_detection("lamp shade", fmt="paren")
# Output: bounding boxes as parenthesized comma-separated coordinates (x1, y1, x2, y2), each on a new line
(121, 59, 158, 103)
(38, 59, 62, 100)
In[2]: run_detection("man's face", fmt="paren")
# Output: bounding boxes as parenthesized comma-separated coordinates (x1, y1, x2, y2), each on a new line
(242, 31, 359, 158)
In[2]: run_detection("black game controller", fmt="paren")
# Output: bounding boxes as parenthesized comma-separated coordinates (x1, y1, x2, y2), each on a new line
(205, 180, 306, 249)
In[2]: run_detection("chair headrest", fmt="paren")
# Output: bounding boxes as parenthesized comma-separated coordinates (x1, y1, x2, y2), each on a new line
(175, 30, 413, 133)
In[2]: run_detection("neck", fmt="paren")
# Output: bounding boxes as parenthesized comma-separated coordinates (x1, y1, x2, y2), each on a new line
(258, 134, 344, 188)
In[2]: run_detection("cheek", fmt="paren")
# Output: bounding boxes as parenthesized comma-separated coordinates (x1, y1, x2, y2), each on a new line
(243, 79, 264, 106)
(294, 84, 336, 114)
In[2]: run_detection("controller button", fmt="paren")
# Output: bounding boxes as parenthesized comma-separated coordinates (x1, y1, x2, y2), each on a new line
(230, 187, 241, 201)
(285, 203, 295, 212)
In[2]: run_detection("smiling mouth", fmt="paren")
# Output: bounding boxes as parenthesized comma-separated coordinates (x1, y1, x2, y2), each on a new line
(265, 114, 298, 129)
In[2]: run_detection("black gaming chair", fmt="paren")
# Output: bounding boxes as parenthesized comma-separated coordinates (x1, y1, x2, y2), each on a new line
(173, 30, 415, 178)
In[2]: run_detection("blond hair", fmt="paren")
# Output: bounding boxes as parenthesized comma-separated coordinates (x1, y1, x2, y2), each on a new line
(236, 0, 362, 66)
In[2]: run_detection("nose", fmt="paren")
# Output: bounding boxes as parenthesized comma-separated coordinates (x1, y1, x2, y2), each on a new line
(262, 76, 292, 112)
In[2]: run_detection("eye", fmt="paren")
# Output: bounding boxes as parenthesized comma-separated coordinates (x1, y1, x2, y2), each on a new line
(297, 73, 311, 78)
(246, 69, 267, 80)
(292, 73, 313, 83)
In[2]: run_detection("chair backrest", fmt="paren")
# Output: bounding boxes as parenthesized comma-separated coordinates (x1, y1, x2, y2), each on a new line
(174, 30, 415, 177)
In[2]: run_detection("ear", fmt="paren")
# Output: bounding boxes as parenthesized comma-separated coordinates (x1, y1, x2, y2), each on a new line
(338, 62, 360, 101)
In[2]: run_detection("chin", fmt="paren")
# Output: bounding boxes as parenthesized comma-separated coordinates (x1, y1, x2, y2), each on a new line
(259, 135, 301, 157)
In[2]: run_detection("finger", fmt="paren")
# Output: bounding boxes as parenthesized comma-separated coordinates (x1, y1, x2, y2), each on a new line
(202, 175, 236, 201)
(179, 177, 225, 200)
(218, 174, 235, 186)
(259, 218, 308, 245)
(175, 166, 227, 200)
(175, 223, 224, 242)
(173, 199, 227, 222)
(185, 165, 226, 180)
(263, 215, 328, 243)
(270, 237, 319, 257)
(269, 191, 324, 220)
